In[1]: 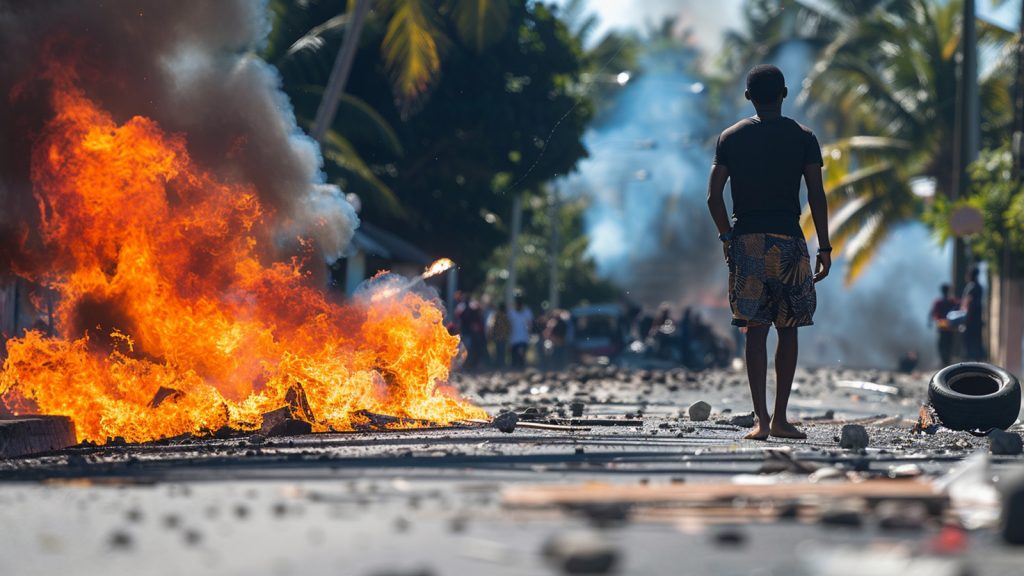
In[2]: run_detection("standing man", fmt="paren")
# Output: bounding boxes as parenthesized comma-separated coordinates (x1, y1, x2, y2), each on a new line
(487, 301, 511, 369)
(928, 283, 959, 366)
(961, 267, 985, 361)
(507, 295, 534, 369)
(706, 65, 831, 440)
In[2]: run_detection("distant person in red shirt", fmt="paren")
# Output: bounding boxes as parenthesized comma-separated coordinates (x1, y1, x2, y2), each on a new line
(706, 65, 831, 440)
(928, 283, 959, 367)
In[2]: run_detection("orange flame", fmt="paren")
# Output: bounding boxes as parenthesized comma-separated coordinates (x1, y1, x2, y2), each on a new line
(0, 65, 486, 443)
(422, 258, 455, 279)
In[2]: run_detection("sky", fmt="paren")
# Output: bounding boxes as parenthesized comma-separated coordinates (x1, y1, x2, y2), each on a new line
(552, 0, 744, 51)
(553, 0, 1019, 49)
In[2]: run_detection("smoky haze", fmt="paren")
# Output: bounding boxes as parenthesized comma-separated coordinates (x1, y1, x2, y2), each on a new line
(567, 39, 949, 370)
(0, 0, 356, 272)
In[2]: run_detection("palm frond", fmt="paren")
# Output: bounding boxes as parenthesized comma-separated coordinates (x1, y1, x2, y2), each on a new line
(843, 213, 888, 284)
(320, 131, 404, 216)
(291, 86, 404, 156)
(381, 0, 447, 110)
(450, 0, 511, 53)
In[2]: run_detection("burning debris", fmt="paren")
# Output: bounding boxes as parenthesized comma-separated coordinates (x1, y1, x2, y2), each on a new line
(0, 2, 485, 444)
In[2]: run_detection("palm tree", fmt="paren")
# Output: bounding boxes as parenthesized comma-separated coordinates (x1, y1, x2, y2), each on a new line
(263, 0, 515, 216)
(798, 0, 1012, 283)
(264, 0, 405, 216)
(354, 0, 513, 114)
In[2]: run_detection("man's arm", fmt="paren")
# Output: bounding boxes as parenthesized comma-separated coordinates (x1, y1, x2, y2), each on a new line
(706, 164, 731, 235)
(706, 164, 732, 264)
(804, 164, 831, 282)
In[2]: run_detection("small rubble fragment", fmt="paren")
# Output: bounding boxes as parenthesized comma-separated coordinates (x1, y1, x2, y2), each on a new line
(493, 411, 518, 434)
(912, 404, 940, 435)
(729, 413, 756, 428)
(839, 425, 869, 450)
(688, 401, 711, 422)
(542, 530, 619, 574)
(713, 528, 747, 547)
(108, 529, 133, 550)
(148, 386, 183, 409)
(261, 383, 316, 435)
(989, 429, 1023, 456)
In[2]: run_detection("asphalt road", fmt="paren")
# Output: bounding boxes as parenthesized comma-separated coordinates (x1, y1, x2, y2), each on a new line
(1, 365, 1023, 576)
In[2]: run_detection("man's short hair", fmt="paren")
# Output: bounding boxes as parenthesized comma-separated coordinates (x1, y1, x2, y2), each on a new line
(746, 64, 786, 104)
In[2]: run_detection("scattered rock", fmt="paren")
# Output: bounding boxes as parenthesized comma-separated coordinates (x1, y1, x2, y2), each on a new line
(839, 424, 869, 450)
(688, 401, 712, 422)
(108, 530, 133, 550)
(542, 531, 619, 574)
(989, 429, 1024, 456)
(729, 413, 756, 428)
(713, 528, 747, 547)
(493, 411, 518, 433)
(183, 529, 202, 546)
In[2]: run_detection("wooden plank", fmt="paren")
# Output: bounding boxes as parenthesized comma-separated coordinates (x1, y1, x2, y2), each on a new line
(0, 416, 77, 458)
(503, 479, 944, 508)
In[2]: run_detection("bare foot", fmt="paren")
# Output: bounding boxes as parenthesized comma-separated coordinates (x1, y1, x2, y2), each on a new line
(769, 420, 807, 440)
(743, 420, 770, 441)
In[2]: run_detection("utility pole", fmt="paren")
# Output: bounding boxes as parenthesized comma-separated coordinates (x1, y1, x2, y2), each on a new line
(548, 185, 561, 311)
(505, 193, 523, 311)
(952, 0, 979, 293)
(311, 0, 373, 143)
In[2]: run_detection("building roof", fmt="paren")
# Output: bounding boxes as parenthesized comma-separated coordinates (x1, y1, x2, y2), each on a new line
(350, 221, 433, 265)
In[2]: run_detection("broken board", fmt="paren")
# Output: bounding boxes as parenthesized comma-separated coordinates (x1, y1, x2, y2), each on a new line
(0, 416, 77, 459)
(504, 479, 945, 509)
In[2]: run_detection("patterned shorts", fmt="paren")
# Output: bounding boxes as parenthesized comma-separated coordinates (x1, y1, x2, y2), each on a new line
(728, 233, 816, 328)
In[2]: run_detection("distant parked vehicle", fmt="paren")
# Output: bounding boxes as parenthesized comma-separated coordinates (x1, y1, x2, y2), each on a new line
(570, 304, 627, 363)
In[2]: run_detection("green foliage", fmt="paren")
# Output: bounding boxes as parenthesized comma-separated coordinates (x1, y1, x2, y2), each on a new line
(344, 1, 593, 288)
(797, 0, 1012, 283)
(485, 192, 622, 311)
(928, 146, 1024, 277)
(381, 0, 447, 111)
(263, 0, 404, 217)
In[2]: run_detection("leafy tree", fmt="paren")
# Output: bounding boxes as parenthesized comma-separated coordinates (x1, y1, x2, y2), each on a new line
(929, 146, 1024, 277)
(484, 191, 621, 312)
(341, 2, 593, 288)
(798, 0, 1012, 283)
(263, 0, 405, 216)
(264, 1, 593, 289)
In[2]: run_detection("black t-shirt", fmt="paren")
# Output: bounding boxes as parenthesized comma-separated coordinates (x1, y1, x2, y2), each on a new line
(713, 116, 823, 237)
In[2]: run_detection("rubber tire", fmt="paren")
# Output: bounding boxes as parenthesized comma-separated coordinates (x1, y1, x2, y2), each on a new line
(928, 362, 1021, 431)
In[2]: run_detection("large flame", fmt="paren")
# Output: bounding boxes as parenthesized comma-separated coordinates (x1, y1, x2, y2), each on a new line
(0, 65, 485, 443)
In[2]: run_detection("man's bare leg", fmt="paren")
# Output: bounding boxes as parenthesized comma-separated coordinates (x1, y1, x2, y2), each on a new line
(743, 325, 771, 440)
(770, 327, 806, 439)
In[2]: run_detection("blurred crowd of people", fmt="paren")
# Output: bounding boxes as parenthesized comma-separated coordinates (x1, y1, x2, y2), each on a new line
(448, 291, 735, 372)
